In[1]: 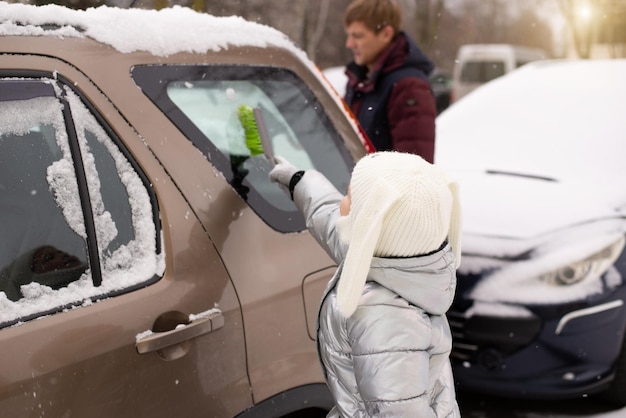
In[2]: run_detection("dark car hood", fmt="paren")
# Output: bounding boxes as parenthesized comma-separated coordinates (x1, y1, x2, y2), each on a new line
(452, 170, 626, 258)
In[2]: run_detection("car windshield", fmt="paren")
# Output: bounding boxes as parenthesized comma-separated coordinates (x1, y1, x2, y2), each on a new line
(437, 60, 626, 185)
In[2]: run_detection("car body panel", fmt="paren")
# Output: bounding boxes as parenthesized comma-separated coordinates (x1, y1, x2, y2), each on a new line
(451, 281, 626, 399)
(0, 4, 368, 416)
(0, 70, 251, 415)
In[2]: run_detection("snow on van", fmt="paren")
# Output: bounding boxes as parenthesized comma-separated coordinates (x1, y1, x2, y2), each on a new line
(451, 44, 547, 103)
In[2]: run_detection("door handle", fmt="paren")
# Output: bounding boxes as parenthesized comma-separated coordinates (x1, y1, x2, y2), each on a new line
(136, 310, 224, 354)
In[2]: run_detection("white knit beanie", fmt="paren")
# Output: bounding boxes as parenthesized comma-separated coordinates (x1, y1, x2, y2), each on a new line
(336, 151, 462, 317)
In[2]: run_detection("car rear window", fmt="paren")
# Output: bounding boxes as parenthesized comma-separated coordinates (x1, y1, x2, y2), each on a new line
(132, 65, 353, 233)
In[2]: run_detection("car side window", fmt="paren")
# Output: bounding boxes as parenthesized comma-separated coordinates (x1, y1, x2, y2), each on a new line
(64, 88, 160, 277)
(0, 100, 89, 304)
(0, 79, 162, 327)
(132, 65, 353, 232)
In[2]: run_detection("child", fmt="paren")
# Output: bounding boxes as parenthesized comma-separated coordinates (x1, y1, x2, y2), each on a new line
(269, 151, 462, 417)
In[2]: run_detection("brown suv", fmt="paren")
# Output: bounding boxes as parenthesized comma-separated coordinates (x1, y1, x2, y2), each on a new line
(0, 3, 366, 417)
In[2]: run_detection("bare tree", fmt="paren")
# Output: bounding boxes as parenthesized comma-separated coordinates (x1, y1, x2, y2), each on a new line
(305, 0, 331, 61)
(302, 0, 353, 69)
(560, 0, 626, 58)
(35, 0, 105, 9)
(603, 1, 626, 57)
(414, 0, 555, 71)
(402, 0, 446, 50)
(559, 0, 603, 58)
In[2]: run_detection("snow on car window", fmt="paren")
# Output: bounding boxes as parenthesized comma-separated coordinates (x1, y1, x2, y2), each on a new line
(47, 102, 89, 239)
(0, 87, 163, 325)
(65, 87, 162, 283)
(0, 94, 86, 239)
(0, 94, 57, 134)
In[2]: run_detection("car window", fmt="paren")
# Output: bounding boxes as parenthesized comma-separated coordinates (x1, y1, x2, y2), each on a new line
(0, 98, 89, 304)
(460, 61, 506, 83)
(132, 65, 353, 232)
(0, 79, 162, 327)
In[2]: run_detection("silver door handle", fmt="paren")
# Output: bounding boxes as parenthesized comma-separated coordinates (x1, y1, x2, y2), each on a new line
(136, 311, 224, 354)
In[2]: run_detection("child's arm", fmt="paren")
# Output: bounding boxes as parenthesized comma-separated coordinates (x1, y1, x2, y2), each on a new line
(269, 157, 347, 263)
(292, 170, 347, 263)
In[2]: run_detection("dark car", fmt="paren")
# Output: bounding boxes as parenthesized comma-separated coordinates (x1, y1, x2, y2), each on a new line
(428, 69, 452, 114)
(435, 59, 626, 406)
(0, 3, 368, 417)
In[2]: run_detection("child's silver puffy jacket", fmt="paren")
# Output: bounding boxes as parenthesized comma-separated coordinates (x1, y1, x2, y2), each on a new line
(293, 170, 461, 418)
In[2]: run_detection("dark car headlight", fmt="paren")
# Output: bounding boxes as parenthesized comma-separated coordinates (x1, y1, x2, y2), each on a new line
(469, 236, 625, 305)
(539, 237, 624, 286)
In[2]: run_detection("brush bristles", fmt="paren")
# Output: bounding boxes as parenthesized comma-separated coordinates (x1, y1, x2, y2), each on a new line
(237, 105, 264, 156)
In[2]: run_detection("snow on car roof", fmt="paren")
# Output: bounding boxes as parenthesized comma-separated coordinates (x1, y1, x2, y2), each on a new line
(0, 1, 306, 59)
(0, 2, 359, 151)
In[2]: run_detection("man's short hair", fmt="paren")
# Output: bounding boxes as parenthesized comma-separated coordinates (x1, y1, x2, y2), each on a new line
(344, 0, 403, 35)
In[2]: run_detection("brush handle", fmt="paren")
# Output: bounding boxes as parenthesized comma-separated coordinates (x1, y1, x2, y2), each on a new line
(253, 108, 275, 166)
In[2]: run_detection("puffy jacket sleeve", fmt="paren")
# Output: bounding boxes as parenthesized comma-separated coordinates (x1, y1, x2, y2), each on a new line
(387, 77, 436, 163)
(292, 170, 347, 263)
(348, 302, 436, 417)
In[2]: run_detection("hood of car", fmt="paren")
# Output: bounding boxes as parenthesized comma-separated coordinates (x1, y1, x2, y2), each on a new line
(435, 60, 626, 260)
(452, 169, 625, 257)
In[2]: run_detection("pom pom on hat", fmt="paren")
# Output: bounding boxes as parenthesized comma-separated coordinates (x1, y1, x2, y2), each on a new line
(336, 151, 462, 317)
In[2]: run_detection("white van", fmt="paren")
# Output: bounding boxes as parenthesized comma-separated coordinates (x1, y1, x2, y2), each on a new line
(451, 44, 547, 103)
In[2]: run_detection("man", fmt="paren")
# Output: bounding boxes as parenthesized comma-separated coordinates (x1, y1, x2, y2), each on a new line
(343, 0, 437, 162)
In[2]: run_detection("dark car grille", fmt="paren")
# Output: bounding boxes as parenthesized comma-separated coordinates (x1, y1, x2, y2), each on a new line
(446, 294, 476, 361)
(448, 308, 478, 361)
(447, 298, 543, 369)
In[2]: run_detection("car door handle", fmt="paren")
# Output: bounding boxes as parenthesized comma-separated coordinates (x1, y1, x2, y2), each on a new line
(136, 311, 224, 354)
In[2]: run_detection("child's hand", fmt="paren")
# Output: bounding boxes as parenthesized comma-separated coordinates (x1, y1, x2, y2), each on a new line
(269, 156, 298, 190)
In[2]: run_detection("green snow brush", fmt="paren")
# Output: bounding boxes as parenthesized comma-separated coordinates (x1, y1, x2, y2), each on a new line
(237, 105, 265, 157)
(237, 105, 275, 166)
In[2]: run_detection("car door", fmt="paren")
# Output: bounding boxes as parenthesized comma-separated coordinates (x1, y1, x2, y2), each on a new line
(131, 62, 360, 403)
(0, 74, 251, 417)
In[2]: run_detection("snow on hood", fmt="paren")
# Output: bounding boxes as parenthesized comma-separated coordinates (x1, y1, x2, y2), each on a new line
(436, 59, 626, 258)
(0, 2, 307, 59)
(455, 170, 625, 254)
(456, 169, 626, 306)
(436, 59, 626, 184)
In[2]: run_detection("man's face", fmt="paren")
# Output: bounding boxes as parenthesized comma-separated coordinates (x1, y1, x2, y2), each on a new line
(345, 21, 393, 70)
